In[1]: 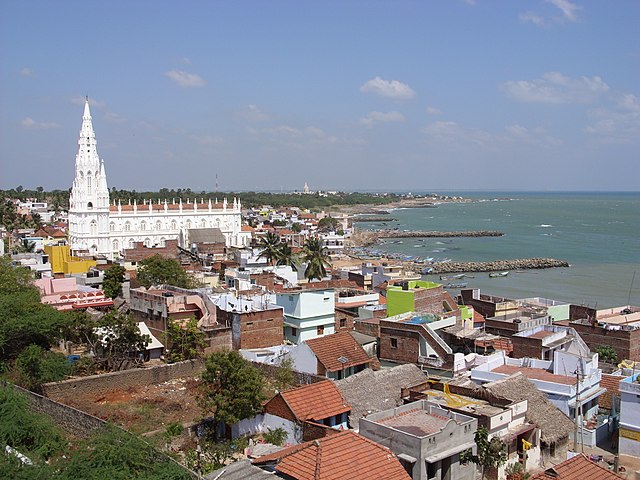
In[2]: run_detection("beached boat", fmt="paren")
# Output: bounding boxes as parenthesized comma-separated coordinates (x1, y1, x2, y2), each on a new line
(444, 283, 467, 289)
(489, 271, 509, 278)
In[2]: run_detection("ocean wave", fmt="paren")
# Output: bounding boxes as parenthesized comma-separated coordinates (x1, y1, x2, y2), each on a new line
(539, 224, 553, 228)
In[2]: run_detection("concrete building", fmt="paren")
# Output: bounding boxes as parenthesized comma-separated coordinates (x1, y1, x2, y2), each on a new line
(570, 305, 640, 363)
(276, 289, 336, 344)
(359, 399, 477, 480)
(618, 373, 640, 458)
(518, 297, 571, 323)
(386, 280, 459, 318)
(459, 289, 519, 319)
(67, 100, 243, 259)
(470, 350, 605, 446)
(510, 324, 590, 361)
(35, 277, 113, 311)
(379, 311, 456, 369)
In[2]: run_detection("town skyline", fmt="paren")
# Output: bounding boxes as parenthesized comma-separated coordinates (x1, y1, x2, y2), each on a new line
(1, 1, 639, 192)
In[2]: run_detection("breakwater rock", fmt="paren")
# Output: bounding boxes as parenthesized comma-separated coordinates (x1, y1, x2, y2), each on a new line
(351, 216, 398, 222)
(430, 258, 570, 274)
(378, 230, 504, 238)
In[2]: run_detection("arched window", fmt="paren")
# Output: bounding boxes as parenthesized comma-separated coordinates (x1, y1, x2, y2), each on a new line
(171, 220, 177, 230)
(200, 219, 206, 228)
(140, 221, 147, 231)
(124, 222, 131, 232)
(160, 237, 166, 247)
(113, 239, 119, 251)
(186, 220, 192, 229)
(90, 220, 97, 235)
(156, 220, 162, 231)
(128, 238, 134, 248)
(87, 202, 93, 209)
(109, 222, 115, 232)
(144, 238, 151, 247)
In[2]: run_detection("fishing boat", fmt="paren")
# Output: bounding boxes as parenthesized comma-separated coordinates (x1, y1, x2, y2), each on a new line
(444, 282, 467, 289)
(489, 271, 509, 278)
(440, 273, 466, 281)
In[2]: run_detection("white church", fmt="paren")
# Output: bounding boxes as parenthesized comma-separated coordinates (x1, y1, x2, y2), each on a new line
(68, 100, 245, 259)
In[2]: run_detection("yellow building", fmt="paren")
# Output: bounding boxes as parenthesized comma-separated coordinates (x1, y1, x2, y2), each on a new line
(45, 245, 96, 275)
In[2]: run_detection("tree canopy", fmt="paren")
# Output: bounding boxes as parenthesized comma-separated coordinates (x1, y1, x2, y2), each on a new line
(136, 255, 194, 289)
(103, 264, 126, 299)
(198, 350, 265, 429)
(300, 236, 332, 281)
(165, 317, 206, 363)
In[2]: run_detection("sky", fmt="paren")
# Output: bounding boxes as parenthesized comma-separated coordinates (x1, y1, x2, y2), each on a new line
(1, 0, 639, 193)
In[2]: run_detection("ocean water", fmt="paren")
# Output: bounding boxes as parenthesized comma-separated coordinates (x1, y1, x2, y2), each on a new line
(362, 192, 640, 308)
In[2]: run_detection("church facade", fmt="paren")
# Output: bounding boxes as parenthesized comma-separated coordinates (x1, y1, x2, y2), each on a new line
(68, 100, 243, 259)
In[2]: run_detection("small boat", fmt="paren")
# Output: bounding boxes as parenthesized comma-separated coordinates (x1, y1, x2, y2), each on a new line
(489, 271, 509, 278)
(440, 273, 466, 281)
(444, 282, 467, 289)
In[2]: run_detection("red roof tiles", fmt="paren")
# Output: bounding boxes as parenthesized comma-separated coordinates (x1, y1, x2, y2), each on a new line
(305, 332, 371, 373)
(266, 380, 350, 422)
(493, 365, 575, 385)
(531, 453, 623, 479)
(253, 430, 411, 480)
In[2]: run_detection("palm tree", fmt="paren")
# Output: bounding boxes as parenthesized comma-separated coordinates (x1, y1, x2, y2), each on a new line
(276, 242, 298, 272)
(257, 232, 282, 266)
(301, 236, 331, 281)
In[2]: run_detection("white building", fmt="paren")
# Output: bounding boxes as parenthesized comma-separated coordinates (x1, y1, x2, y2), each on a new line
(276, 289, 335, 343)
(619, 373, 640, 458)
(68, 100, 243, 259)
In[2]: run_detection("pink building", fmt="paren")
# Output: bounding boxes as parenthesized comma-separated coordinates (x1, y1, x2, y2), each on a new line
(35, 277, 113, 311)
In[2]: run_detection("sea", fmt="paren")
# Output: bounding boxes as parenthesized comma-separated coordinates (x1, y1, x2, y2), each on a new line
(359, 192, 640, 308)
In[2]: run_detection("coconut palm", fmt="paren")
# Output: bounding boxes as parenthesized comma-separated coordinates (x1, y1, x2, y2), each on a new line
(301, 236, 331, 281)
(257, 232, 282, 266)
(276, 242, 298, 272)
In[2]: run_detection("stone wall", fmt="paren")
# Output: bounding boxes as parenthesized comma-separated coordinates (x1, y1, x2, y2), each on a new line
(12, 383, 106, 438)
(43, 359, 205, 405)
(379, 326, 420, 363)
(510, 335, 543, 359)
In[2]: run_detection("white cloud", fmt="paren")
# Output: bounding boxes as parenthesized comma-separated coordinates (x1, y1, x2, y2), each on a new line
(104, 111, 127, 123)
(190, 134, 224, 145)
(164, 70, 206, 87)
(502, 72, 609, 104)
(19, 67, 34, 77)
(426, 106, 442, 115)
(359, 111, 405, 127)
(519, 11, 546, 26)
(20, 117, 61, 129)
(179, 57, 192, 65)
(236, 104, 270, 122)
(261, 125, 339, 144)
(423, 121, 561, 147)
(360, 76, 416, 100)
(546, 0, 580, 22)
(586, 93, 640, 144)
(71, 96, 106, 108)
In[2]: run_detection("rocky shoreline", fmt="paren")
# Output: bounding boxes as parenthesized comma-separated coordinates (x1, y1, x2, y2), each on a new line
(351, 216, 398, 222)
(429, 258, 570, 274)
(378, 230, 503, 238)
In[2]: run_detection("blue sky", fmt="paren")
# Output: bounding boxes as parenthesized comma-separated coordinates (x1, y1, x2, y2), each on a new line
(1, 0, 638, 192)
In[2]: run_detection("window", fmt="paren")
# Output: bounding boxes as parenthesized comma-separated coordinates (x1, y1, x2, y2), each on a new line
(290, 327, 297, 337)
(391, 338, 398, 349)
(109, 222, 115, 232)
(246, 322, 253, 327)
(317, 325, 324, 336)
(339, 318, 347, 328)
(124, 222, 131, 232)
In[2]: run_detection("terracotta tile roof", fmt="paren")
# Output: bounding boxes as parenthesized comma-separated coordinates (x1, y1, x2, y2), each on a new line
(305, 332, 371, 373)
(599, 373, 622, 410)
(277, 380, 350, 422)
(492, 365, 575, 385)
(530, 330, 555, 339)
(252, 430, 411, 480)
(531, 453, 624, 479)
(242, 225, 255, 232)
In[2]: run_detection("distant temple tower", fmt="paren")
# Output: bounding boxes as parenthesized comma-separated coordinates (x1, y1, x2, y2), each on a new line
(68, 99, 111, 255)
(303, 182, 310, 194)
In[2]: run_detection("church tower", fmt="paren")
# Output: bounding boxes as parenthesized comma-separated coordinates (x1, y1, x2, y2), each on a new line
(68, 99, 111, 255)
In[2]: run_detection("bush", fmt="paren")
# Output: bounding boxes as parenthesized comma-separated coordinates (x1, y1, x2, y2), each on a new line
(262, 428, 287, 446)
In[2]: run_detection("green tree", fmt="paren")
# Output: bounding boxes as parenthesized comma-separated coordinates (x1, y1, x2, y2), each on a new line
(165, 318, 206, 363)
(257, 232, 282, 266)
(137, 255, 194, 288)
(273, 357, 296, 392)
(199, 351, 265, 433)
(14, 344, 71, 391)
(93, 310, 150, 371)
(275, 242, 298, 271)
(58, 424, 191, 480)
(300, 236, 331, 281)
(0, 257, 68, 361)
(471, 425, 508, 480)
(103, 264, 126, 299)
(0, 383, 66, 462)
(290, 222, 302, 233)
(317, 216, 340, 232)
(595, 345, 618, 364)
